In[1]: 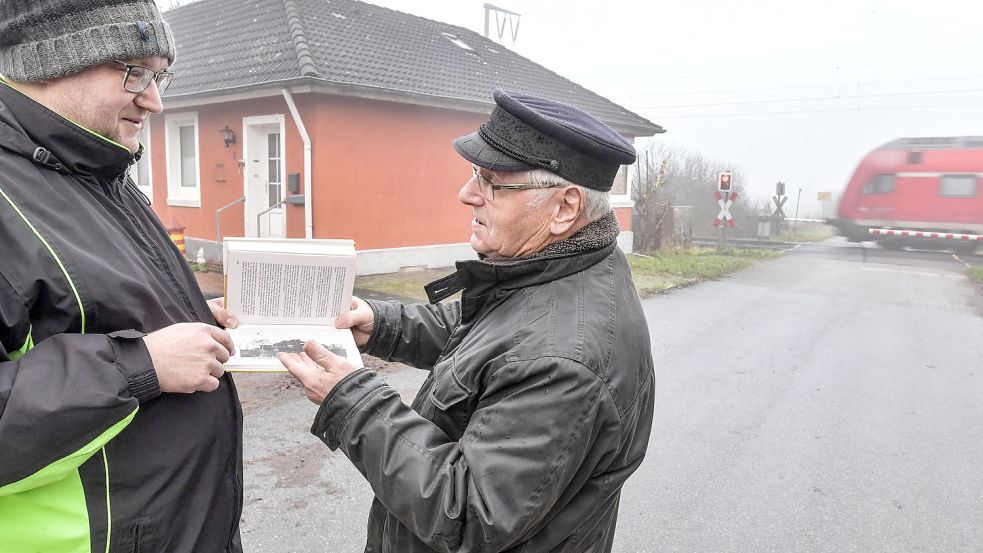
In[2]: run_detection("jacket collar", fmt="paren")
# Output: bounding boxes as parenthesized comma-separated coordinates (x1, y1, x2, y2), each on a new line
(0, 80, 136, 179)
(425, 240, 617, 324)
(470, 243, 616, 322)
(425, 212, 621, 305)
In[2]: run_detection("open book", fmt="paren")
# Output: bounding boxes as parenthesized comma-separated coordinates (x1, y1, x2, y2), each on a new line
(222, 238, 364, 372)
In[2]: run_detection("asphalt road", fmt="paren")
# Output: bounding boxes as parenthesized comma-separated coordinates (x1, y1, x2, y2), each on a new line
(235, 239, 983, 552)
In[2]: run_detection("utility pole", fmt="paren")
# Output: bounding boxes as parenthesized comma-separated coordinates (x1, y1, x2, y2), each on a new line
(793, 187, 802, 233)
(483, 4, 521, 44)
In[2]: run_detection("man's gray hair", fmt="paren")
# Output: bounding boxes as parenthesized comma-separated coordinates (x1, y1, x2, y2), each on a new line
(521, 168, 611, 222)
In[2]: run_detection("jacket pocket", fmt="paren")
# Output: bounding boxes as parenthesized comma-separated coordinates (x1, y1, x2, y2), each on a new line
(430, 368, 470, 410)
(125, 516, 150, 553)
(131, 522, 142, 553)
(428, 357, 473, 437)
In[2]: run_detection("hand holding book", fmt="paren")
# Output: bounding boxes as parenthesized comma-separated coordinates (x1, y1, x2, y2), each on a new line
(333, 297, 374, 347)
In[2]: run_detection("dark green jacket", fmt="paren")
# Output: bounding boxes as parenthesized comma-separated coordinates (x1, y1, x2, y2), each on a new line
(0, 82, 243, 552)
(312, 241, 656, 552)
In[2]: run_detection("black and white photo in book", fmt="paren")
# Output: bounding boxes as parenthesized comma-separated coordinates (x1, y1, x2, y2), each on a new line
(228, 324, 363, 371)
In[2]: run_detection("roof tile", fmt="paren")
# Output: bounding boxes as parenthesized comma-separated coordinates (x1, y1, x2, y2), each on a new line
(163, 0, 661, 134)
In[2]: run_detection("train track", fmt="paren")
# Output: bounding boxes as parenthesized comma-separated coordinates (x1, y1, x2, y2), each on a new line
(691, 237, 800, 250)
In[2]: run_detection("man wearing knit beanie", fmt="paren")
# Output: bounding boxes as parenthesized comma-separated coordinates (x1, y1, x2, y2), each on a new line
(0, 2, 245, 552)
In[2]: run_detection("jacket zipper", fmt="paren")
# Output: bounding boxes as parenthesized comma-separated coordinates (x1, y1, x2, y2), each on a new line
(112, 175, 200, 319)
(115, 176, 243, 551)
(116, 174, 246, 547)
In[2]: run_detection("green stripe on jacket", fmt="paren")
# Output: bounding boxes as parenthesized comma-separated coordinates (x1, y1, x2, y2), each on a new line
(0, 411, 137, 552)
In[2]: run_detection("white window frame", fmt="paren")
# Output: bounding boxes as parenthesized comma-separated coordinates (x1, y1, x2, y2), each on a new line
(610, 136, 635, 209)
(164, 111, 201, 207)
(131, 122, 153, 203)
(610, 164, 634, 208)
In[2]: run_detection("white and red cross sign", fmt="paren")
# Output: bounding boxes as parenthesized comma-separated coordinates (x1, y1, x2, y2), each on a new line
(713, 191, 738, 228)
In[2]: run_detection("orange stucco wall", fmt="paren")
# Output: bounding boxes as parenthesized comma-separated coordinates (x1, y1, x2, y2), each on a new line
(149, 93, 632, 249)
(306, 95, 480, 249)
(614, 207, 632, 231)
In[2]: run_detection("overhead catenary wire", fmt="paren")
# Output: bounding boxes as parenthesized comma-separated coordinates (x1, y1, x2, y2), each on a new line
(623, 73, 983, 98)
(649, 100, 983, 119)
(639, 87, 983, 110)
(632, 54, 983, 82)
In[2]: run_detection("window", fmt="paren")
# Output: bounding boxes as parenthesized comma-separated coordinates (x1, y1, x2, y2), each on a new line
(862, 174, 895, 195)
(130, 124, 152, 203)
(940, 174, 978, 198)
(267, 132, 282, 207)
(906, 150, 922, 165)
(164, 112, 200, 206)
(611, 165, 628, 196)
(609, 138, 634, 208)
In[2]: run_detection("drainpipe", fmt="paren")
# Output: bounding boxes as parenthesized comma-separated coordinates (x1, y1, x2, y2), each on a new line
(281, 88, 313, 239)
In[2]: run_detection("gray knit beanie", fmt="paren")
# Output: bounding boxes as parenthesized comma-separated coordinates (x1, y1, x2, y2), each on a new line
(0, 0, 176, 82)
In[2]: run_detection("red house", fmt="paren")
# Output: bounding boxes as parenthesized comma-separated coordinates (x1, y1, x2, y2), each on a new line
(140, 0, 663, 273)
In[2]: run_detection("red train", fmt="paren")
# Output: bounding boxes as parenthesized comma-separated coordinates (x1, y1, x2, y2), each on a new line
(832, 136, 983, 252)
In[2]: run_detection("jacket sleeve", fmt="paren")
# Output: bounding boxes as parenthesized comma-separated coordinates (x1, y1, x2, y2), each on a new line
(311, 356, 619, 552)
(363, 299, 462, 369)
(0, 277, 160, 496)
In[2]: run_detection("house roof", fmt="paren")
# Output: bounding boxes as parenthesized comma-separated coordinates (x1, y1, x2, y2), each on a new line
(161, 0, 663, 136)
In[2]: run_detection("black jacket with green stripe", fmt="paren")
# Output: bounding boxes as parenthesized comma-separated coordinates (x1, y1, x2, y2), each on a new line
(0, 83, 243, 552)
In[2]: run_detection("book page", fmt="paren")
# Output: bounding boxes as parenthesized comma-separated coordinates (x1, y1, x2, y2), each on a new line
(226, 324, 364, 372)
(222, 237, 355, 268)
(225, 251, 355, 326)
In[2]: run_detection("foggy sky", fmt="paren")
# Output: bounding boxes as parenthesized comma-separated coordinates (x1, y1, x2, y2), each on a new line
(363, 0, 983, 217)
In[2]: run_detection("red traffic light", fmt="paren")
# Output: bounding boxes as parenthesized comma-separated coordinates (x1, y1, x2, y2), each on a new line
(718, 172, 732, 192)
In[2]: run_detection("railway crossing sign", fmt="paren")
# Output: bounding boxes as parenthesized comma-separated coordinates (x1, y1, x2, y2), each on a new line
(713, 190, 738, 227)
(772, 194, 787, 218)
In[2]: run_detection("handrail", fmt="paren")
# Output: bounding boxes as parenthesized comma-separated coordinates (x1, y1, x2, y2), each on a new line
(256, 198, 289, 237)
(215, 196, 245, 243)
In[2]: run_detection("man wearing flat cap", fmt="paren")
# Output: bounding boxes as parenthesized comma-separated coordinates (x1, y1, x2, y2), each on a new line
(281, 89, 656, 552)
(0, 1, 243, 551)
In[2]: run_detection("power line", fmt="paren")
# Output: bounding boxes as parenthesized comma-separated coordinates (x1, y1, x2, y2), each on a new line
(640, 87, 983, 110)
(637, 54, 983, 82)
(624, 73, 983, 98)
(650, 100, 983, 119)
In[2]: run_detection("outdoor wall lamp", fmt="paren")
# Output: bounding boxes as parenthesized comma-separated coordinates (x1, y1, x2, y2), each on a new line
(220, 126, 236, 148)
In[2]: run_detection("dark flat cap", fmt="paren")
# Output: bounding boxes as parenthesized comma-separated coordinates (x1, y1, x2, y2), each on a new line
(453, 89, 637, 191)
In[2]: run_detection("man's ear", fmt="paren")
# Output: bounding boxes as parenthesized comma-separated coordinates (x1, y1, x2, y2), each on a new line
(549, 186, 586, 236)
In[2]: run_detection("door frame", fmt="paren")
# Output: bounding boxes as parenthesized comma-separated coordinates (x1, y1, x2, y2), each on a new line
(242, 114, 287, 237)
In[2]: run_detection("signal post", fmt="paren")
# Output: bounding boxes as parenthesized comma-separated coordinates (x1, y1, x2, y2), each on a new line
(714, 171, 736, 249)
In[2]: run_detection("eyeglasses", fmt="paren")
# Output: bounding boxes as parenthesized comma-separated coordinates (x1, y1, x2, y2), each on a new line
(111, 60, 174, 94)
(470, 165, 566, 201)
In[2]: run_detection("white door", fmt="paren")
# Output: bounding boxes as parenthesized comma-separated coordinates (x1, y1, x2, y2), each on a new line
(244, 120, 286, 237)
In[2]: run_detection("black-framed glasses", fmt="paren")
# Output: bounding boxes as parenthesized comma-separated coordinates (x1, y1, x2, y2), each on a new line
(471, 165, 566, 201)
(111, 60, 174, 94)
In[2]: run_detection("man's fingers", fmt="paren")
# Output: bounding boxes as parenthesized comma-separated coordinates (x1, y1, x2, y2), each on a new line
(207, 297, 239, 329)
(336, 297, 371, 330)
(304, 341, 341, 367)
(208, 326, 236, 356)
(214, 342, 231, 364)
(334, 311, 353, 329)
(209, 361, 226, 379)
(221, 312, 239, 329)
(279, 352, 320, 382)
(200, 375, 221, 393)
(335, 311, 365, 330)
